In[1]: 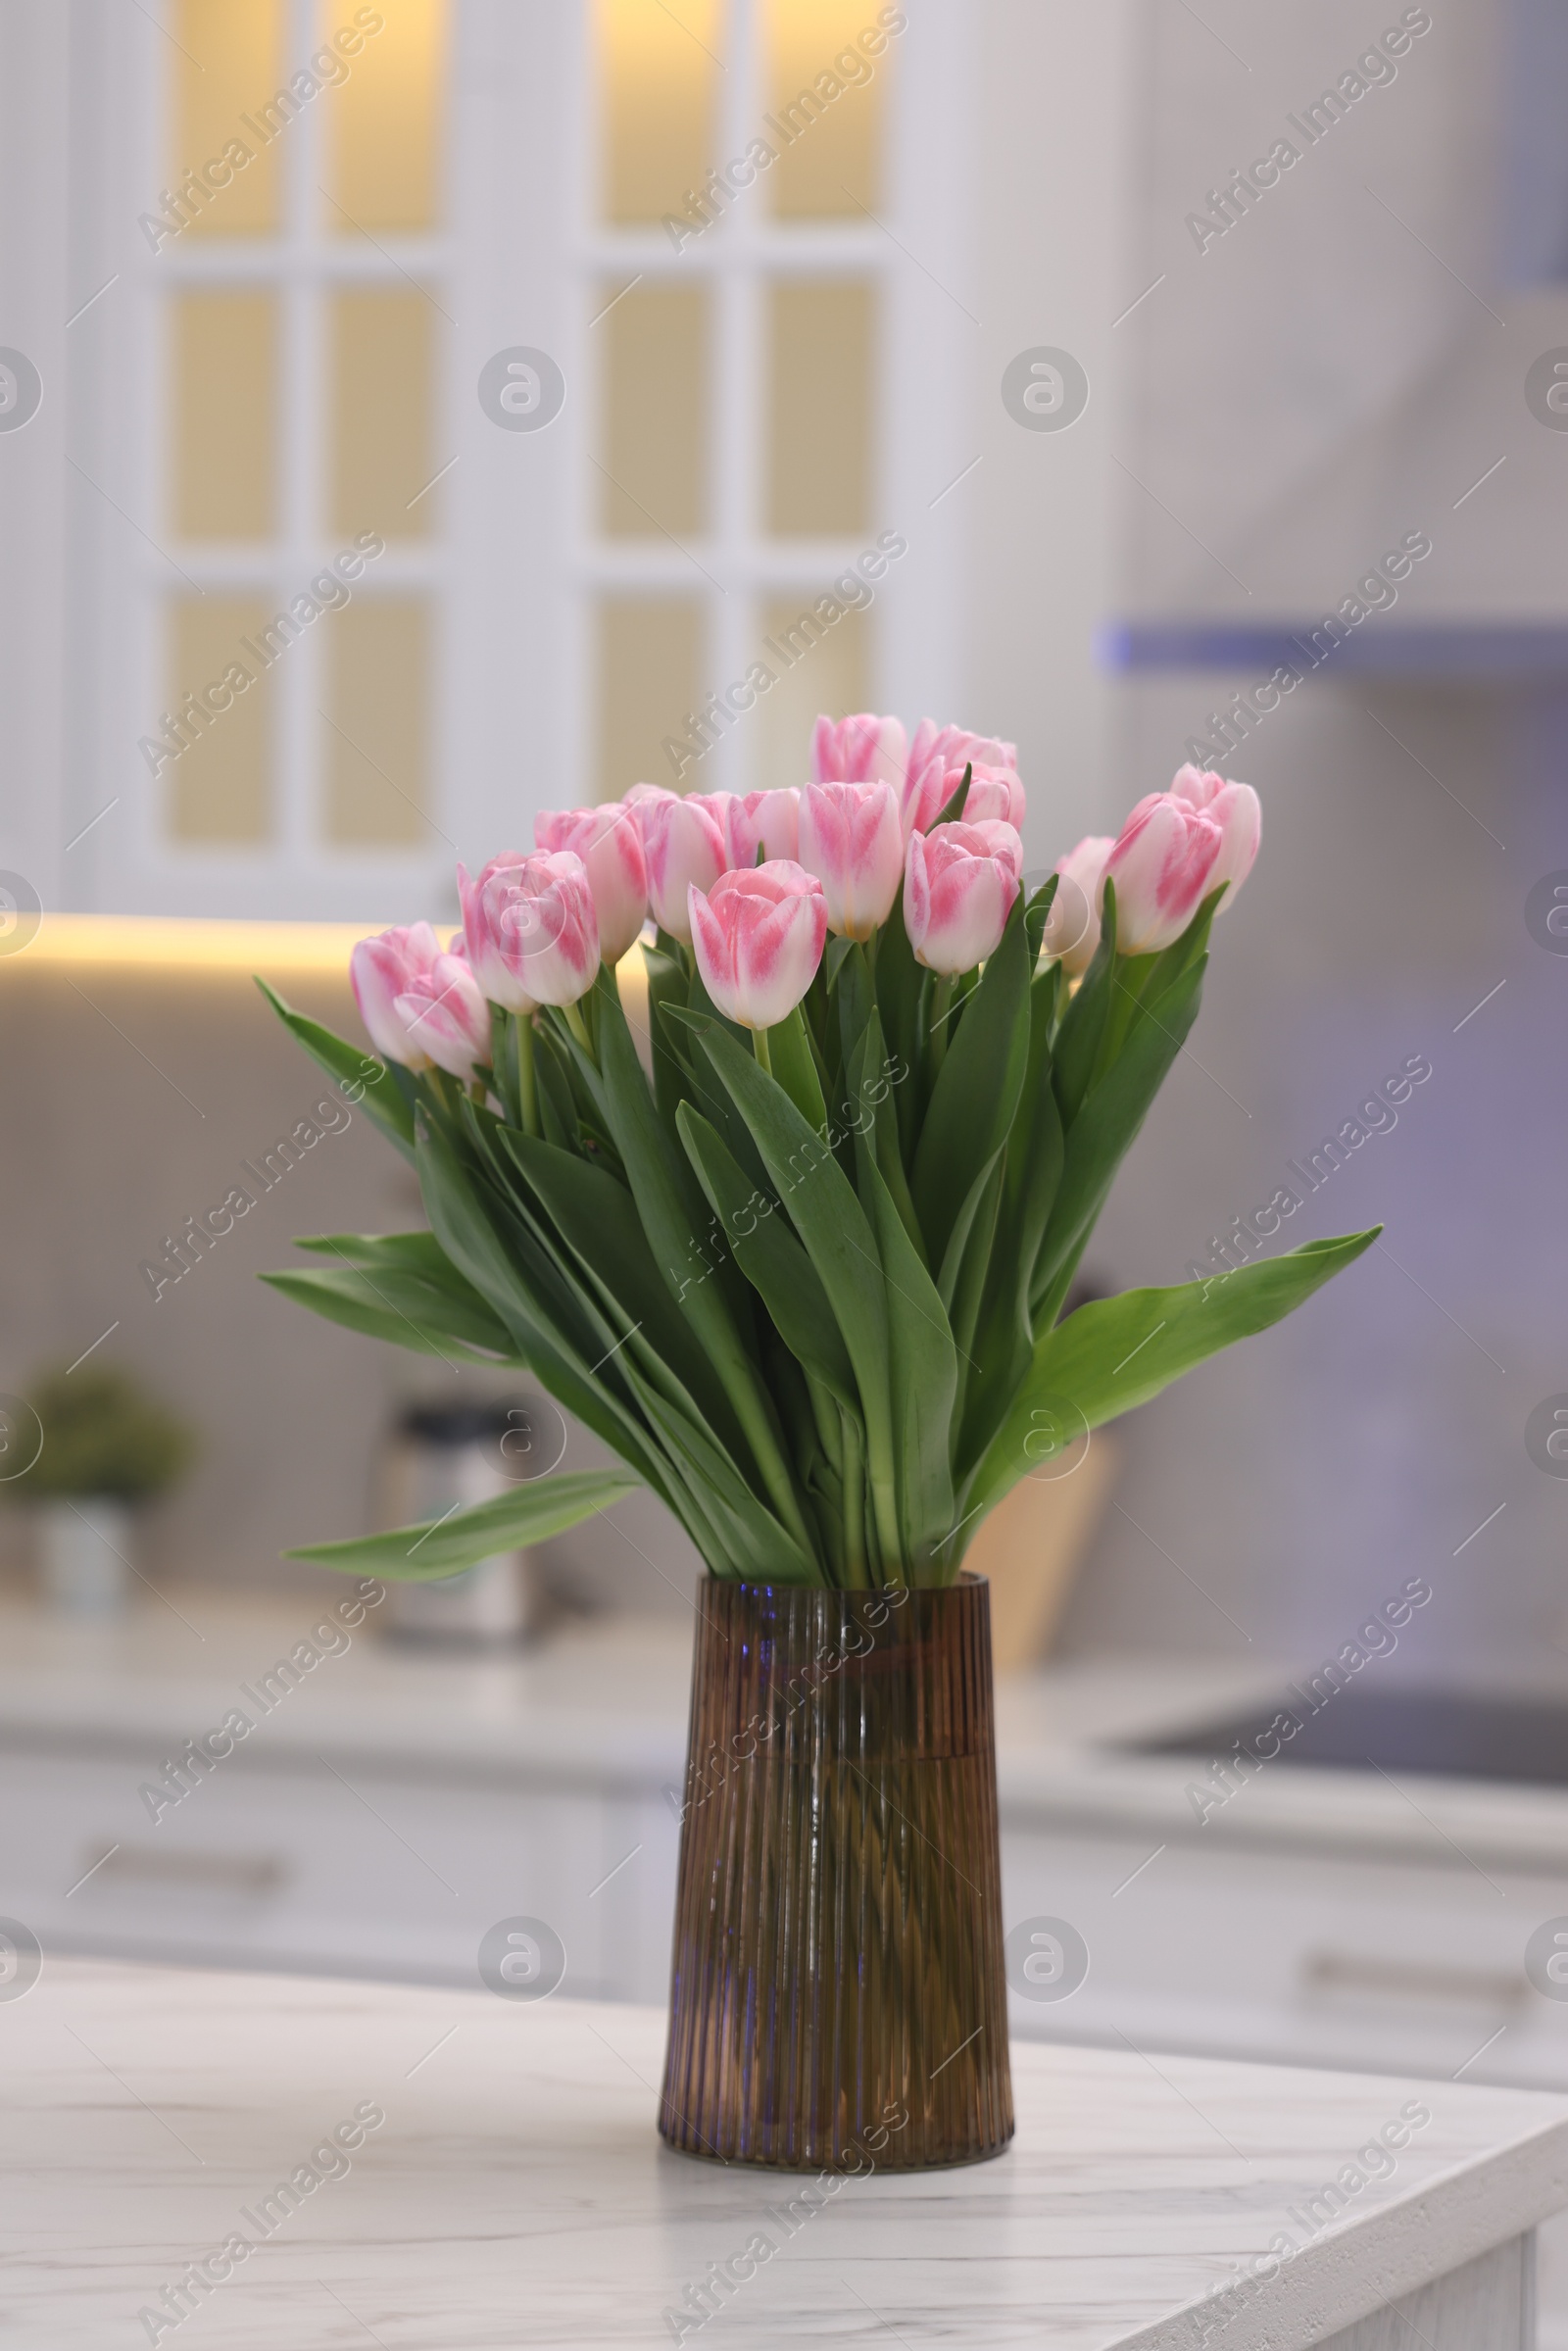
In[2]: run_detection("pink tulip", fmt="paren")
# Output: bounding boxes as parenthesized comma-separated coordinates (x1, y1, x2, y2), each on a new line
(947, 762, 1026, 829)
(688, 861, 827, 1032)
(969, 818, 1024, 882)
(392, 944, 492, 1080)
(811, 711, 907, 790)
(623, 781, 678, 850)
(642, 793, 728, 943)
(458, 852, 600, 1009)
(724, 787, 801, 870)
(1168, 763, 1261, 911)
(1048, 835, 1115, 975)
(351, 922, 450, 1068)
(535, 802, 648, 963)
(456, 857, 529, 1009)
(798, 780, 905, 940)
(900, 720, 1019, 838)
(1102, 794, 1223, 956)
(904, 821, 1021, 976)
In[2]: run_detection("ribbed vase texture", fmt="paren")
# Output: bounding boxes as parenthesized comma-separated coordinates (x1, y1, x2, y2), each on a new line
(659, 1574, 1014, 2171)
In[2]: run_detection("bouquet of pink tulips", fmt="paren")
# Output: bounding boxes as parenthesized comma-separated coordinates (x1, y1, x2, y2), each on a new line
(261, 719, 1375, 1589)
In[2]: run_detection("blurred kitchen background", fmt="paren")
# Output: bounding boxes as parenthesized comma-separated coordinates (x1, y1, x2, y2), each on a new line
(5, 0, 1568, 2321)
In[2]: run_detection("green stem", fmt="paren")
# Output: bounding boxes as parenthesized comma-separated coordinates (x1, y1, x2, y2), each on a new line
(752, 1025, 772, 1077)
(514, 1011, 539, 1138)
(866, 1437, 901, 1584)
(1089, 951, 1160, 1092)
(928, 974, 954, 1077)
(839, 1407, 869, 1589)
(724, 1392, 819, 1569)
(488, 1003, 515, 1125)
(564, 999, 595, 1057)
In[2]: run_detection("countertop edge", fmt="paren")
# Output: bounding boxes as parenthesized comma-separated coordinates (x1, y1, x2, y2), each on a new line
(1118, 2115, 1568, 2351)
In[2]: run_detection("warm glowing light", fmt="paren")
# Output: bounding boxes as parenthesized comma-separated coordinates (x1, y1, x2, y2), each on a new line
(16, 918, 657, 1012)
(17, 915, 396, 972)
(595, 0, 722, 222)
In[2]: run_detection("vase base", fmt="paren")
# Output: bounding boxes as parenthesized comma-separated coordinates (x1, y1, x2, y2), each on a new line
(656, 2126, 1016, 2175)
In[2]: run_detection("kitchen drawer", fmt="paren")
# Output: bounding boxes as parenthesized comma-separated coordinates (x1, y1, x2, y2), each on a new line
(0, 1739, 681, 2003)
(1001, 1822, 1568, 2089)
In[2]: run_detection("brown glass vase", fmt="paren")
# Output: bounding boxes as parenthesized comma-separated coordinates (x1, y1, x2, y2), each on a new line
(658, 1573, 1013, 2172)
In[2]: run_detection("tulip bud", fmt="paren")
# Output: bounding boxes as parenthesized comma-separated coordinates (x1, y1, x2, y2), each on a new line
(535, 802, 649, 964)
(392, 944, 493, 1080)
(642, 794, 728, 943)
(1168, 763, 1261, 911)
(1048, 835, 1115, 975)
(901, 720, 1018, 838)
(622, 781, 678, 851)
(724, 787, 801, 870)
(688, 860, 827, 1032)
(798, 780, 905, 940)
(351, 922, 450, 1068)
(1102, 794, 1223, 956)
(946, 762, 1025, 830)
(458, 852, 600, 1009)
(811, 711, 907, 790)
(903, 821, 1021, 975)
(969, 818, 1024, 883)
(458, 858, 531, 1010)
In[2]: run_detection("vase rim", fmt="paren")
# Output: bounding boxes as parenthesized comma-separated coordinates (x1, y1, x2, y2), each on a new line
(699, 1571, 989, 1593)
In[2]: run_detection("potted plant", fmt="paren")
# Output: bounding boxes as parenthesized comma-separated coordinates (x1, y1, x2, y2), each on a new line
(260, 720, 1375, 2172)
(11, 1364, 194, 1614)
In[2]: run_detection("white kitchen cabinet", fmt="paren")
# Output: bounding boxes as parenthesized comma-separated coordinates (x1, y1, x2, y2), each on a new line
(1001, 1823, 1568, 2088)
(0, 1601, 692, 2005)
(0, 1738, 683, 2001)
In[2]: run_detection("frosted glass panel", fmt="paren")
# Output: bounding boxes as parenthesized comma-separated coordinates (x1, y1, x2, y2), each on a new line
(767, 281, 873, 537)
(757, 590, 870, 793)
(330, 290, 436, 538)
(172, 0, 284, 237)
(601, 283, 709, 539)
(323, 599, 429, 844)
(167, 597, 274, 843)
(596, 0, 721, 225)
(764, 0, 887, 220)
(597, 600, 704, 800)
(326, 0, 446, 232)
(172, 293, 277, 540)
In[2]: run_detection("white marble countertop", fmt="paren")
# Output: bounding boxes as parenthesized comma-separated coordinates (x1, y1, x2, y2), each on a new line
(9, 1957, 1568, 2351)
(6, 1592, 1568, 1874)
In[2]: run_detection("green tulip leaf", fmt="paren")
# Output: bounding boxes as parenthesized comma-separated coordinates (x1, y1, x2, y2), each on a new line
(965, 1229, 1382, 1530)
(255, 979, 416, 1157)
(285, 1468, 642, 1578)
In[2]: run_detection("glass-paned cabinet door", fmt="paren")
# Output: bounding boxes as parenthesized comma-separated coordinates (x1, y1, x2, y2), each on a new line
(65, 0, 953, 910)
(146, 0, 451, 907)
(584, 0, 899, 805)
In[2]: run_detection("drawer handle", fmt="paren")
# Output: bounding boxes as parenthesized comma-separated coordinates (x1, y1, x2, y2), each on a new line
(1300, 1949, 1524, 2009)
(78, 1843, 288, 1897)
